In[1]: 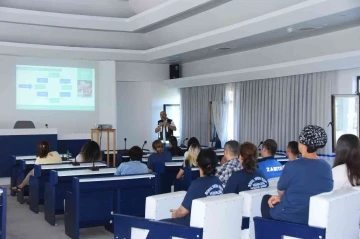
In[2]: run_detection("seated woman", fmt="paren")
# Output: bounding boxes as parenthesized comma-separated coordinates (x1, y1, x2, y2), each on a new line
(332, 134, 360, 190)
(12, 141, 62, 191)
(168, 136, 184, 156)
(261, 125, 333, 225)
(147, 140, 172, 172)
(75, 141, 102, 162)
(184, 137, 200, 159)
(176, 143, 201, 179)
(286, 141, 299, 161)
(224, 142, 268, 194)
(163, 149, 223, 226)
(114, 146, 148, 176)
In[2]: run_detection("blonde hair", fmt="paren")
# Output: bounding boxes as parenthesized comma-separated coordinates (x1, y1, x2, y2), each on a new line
(152, 140, 163, 154)
(184, 144, 201, 167)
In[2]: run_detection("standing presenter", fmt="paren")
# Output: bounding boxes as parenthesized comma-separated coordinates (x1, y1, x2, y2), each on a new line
(155, 111, 177, 141)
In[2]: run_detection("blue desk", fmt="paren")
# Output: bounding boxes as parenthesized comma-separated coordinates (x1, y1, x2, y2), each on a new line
(0, 188, 6, 239)
(64, 174, 158, 239)
(29, 162, 107, 213)
(0, 129, 57, 177)
(44, 168, 117, 225)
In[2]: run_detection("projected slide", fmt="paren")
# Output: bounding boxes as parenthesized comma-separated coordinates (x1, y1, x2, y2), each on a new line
(16, 65, 95, 111)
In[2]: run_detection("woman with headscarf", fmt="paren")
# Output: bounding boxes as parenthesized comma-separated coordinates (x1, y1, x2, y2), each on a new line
(260, 125, 333, 224)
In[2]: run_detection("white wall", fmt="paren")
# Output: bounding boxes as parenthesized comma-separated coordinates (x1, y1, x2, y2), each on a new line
(116, 62, 180, 149)
(333, 68, 360, 95)
(0, 55, 120, 141)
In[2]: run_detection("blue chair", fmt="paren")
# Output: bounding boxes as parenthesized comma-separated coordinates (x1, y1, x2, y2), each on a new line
(254, 187, 360, 239)
(64, 174, 158, 239)
(44, 168, 117, 225)
(0, 188, 6, 239)
(114, 193, 243, 239)
(173, 167, 200, 192)
(10, 155, 36, 196)
(29, 162, 106, 213)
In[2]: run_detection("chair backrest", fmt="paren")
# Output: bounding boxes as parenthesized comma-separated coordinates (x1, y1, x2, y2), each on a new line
(145, 191, 186, 220)
(13, 121, 35, 129)
(0, 188, 6, 239)
(309, 187, 360, 239)
(75, 174, 158, 217)
(267, 177, 279, 187)
(191, 194, 243, 239)
(239, 186, 278, 239)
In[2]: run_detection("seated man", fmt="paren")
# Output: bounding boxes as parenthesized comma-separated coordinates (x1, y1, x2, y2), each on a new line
(114, 146, 148, 176)
(216, 140, 241, 187)
(258, 139, 283, 179)
(261, 125, 333, 224)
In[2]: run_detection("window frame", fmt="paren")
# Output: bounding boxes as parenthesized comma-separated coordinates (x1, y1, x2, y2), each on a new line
(331, 94, 360, 152)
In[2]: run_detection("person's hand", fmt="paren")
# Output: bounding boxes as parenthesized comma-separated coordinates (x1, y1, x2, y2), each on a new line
(165, 122, 170, 127)
(268, 195, 281, 208)
(170, 209, 177, 218)
(220, 156, 226, 166)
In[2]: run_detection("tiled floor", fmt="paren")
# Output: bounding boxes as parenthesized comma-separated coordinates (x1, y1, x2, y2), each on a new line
(5, 188, 113, 239)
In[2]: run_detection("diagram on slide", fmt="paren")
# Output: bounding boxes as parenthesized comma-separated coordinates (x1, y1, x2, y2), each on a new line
(16, 65, 95, 111)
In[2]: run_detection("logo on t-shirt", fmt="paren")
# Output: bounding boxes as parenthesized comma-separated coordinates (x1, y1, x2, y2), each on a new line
(266, 166, 284, 172)
(205, 184, 224, 196)
(248, 177, 268, 190)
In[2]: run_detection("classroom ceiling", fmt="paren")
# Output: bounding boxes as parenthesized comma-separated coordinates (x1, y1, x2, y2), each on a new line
(0, 0, 359, 63)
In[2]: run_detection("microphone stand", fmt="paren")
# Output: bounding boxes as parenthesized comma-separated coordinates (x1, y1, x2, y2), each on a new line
(180, 138, 188, 148)
(142, 141, 147, 155)
(89, 155, 99, 171)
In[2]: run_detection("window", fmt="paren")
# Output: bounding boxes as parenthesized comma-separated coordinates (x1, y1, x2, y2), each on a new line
(331, 95, 359, 151)
(208, 90, 234, 145)
(163, 104, 180, 137)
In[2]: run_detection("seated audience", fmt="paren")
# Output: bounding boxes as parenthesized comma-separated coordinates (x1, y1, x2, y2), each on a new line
(12, 141, 62, 191)
(176, 143, 201, 179)
(216, 140, 241, 187)
(168, 136, 184, 156)
(163, 149, 223, 226)
(147, 140, 172, 172)
(332, 134, 360, 190)
(114, 146, 148, 176)
(75, 141, 102, 162)
(224, 142, 268, 194)
(286, 141, 300, 161)
(258, 139, 283, 178)
(261, 125, 333, 225)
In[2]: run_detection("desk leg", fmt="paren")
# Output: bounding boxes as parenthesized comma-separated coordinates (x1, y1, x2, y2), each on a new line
(113, 132, 116, 167)
(107, 131, 110, 167)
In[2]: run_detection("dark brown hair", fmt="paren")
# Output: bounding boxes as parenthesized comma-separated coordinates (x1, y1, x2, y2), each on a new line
(240, 142, 258, 173)
(262, 139, 277, 156)
(129, 146, 143, 161)
(197, 149, 217, 176)
(333, 134, 360, 186)
(80, 141, 101, 162)
(152, 140, 163, 154)
(37, 141, 50, 158)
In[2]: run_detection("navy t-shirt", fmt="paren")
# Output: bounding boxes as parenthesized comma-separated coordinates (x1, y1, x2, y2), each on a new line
(224, 168, 269, 194)
(181, 176, 224, 224)
(147, 151, 172, 171)
(270, 158, 333, 224)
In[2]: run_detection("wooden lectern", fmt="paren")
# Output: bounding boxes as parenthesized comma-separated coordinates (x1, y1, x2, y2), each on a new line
(90, 129, 116, 167)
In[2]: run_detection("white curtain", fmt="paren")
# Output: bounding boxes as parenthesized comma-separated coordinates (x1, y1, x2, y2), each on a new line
(180, 85, 226, 146)
(211, 101, 229, 147)
(230, 71, 334, 153)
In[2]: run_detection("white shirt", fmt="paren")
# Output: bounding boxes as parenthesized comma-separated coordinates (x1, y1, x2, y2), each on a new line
(332, 164, 353, 190)
(159, 119, 176, 140)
